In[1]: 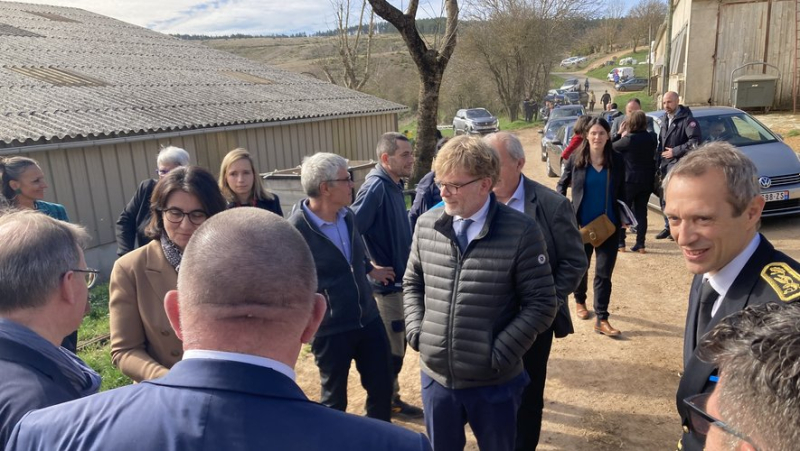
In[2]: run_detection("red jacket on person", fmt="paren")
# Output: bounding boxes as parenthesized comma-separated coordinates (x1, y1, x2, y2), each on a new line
(561, 135, 583, 160)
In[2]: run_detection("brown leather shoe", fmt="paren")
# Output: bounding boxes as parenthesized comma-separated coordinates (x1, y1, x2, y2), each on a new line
(594, 320, 621, 337)
(575, 303, 590, 320)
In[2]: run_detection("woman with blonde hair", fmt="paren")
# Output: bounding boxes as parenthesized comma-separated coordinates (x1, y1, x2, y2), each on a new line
(218, 148, 282, 216)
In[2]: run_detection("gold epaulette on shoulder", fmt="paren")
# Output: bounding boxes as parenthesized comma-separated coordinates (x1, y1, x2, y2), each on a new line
(760, 262, 800, 302)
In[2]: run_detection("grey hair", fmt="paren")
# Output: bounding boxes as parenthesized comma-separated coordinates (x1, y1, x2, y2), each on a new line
(156, 146, 190, 167)
(663, 141, 760, 216)
(376, 132, 409, 159)
(300, 153, 349, 198)
(484, 132, 525, 162)
(0, 210, 91, 313)
(0, 156, 39, 202)
(697, 302, 800, 451)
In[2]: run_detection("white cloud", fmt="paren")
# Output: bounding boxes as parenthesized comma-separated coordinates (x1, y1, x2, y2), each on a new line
(18, 0, 339, 35)
(18, 0, 448, 35)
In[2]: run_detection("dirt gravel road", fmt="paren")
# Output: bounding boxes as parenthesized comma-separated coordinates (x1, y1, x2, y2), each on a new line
(293, 127, 800, 450)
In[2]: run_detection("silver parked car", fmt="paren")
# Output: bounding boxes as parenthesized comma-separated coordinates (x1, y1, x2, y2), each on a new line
(452, 108, 499, 136)
(648, 106, 800, 217)
(544, 123, 575, 178)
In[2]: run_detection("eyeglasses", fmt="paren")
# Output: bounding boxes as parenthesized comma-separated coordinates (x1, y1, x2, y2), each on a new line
(155, 169, 172, 177)
(683, 393, 761, 450)
(324, 174, 353, 184)
(70, 268, 100, 289)
(434, 177, 483, 194)
(161, 208, 209, 225)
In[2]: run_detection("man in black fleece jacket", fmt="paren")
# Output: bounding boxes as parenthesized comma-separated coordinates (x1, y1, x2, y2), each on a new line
(288, 152, 394, 421)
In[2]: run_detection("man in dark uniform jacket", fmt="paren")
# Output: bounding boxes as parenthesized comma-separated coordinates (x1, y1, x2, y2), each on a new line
(656, 91, 701, 240)
(663, 142, 800, 451)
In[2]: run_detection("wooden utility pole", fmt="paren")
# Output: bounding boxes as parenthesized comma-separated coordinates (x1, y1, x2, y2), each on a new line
(662, 0, 673, 95)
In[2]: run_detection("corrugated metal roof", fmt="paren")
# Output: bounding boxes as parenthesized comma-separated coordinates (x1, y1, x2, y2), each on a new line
(0, 1, 406, 146)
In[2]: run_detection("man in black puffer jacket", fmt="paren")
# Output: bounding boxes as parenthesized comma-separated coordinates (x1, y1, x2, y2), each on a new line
(288, 152, 394, 422)
(404, 136, 557, 451)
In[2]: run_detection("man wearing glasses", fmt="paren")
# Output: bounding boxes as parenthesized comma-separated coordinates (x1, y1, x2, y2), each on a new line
(289, 153, 394, 421)
(663, 142, 800, 450)
(0, 210, 100, 447)
(684, 302, 800, 451)
(404, 136, 556, 451)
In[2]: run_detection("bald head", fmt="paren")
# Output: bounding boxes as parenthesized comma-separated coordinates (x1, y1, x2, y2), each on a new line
(179, 208, 317, 310)
(663, 91, 680, 115)
(170, 208, 323, 358)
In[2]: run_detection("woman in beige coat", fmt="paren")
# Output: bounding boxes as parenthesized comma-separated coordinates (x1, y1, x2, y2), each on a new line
(110, 166, 226, 382)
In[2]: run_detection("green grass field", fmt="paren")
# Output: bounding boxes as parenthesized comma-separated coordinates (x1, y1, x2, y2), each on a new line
(77, 284, 132, 391)
(612, 91, 656, 112)
(586, 50, 650, 82)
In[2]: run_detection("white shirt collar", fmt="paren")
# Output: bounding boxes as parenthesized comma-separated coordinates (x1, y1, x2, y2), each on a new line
(454, 195, 492, 244)
(706, 233, 761, 316)
(504, 176, 526, 213)
(182, 349, 296, 381)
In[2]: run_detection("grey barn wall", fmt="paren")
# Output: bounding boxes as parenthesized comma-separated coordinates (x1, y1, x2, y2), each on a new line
(15, 112, 397, 268)
(704, 0, 795, 107)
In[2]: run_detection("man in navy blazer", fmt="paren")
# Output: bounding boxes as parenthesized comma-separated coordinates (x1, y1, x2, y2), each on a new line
(663, 142, 800, 451)
(0, 210, 100, 448)
(7, 208, 432, 451)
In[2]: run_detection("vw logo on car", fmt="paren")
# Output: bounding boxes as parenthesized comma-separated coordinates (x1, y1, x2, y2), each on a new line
(759, 176, 772, 188)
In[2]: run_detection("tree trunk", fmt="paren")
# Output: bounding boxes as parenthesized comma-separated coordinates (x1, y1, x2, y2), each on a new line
(368, 0, 459, 185)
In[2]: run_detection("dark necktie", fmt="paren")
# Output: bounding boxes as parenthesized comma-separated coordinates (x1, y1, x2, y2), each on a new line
(696, 279, 720, 339)
(455, 219, 473, 254)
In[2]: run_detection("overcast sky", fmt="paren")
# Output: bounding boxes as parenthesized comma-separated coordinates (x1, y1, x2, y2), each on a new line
(19, 0, 449, 35)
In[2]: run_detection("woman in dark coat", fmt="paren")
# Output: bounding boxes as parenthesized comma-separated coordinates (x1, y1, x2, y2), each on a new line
(219, 148, 283, 217)
(613, 110, 658, 253)
(557, 117, 625, 337)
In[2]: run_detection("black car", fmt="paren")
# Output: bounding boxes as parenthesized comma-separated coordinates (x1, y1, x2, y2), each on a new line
(563, 91, 589, 107)
(548, 105, 585, 123)
(538, 116, 578, 162)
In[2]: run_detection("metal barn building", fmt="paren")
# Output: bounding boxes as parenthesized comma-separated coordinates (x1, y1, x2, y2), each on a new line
(653, 0, 799, 109)
(0, 1, 405, 274)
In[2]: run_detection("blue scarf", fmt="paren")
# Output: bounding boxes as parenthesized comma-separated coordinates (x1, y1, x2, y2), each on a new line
(0, 318, 101, 397)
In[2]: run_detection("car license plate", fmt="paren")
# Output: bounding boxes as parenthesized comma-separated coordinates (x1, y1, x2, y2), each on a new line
(762, 191, 789, 202)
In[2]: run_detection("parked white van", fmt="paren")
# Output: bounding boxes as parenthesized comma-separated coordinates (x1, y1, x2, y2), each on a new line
(606, 67, 634, 82)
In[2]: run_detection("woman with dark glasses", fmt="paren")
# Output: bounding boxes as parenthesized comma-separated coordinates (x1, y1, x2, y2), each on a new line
(109, 166, 226, 382)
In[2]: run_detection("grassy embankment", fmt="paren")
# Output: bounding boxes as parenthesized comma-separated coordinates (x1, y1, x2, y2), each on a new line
(77, 284, 132, 391)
